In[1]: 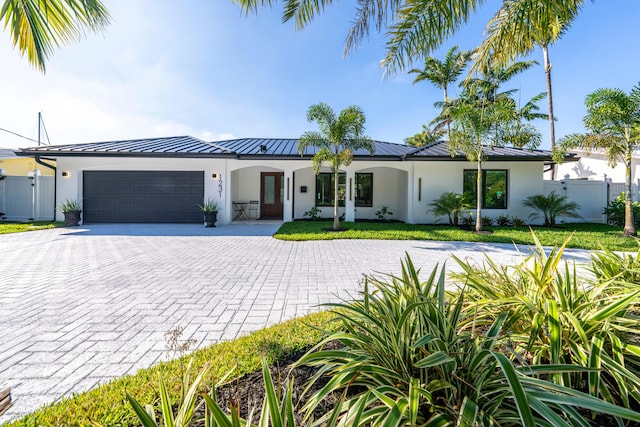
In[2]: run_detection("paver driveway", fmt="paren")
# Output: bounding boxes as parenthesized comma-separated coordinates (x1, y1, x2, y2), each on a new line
(0, 224, 592, 422)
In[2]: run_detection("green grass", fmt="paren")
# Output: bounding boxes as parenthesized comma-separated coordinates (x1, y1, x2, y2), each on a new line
(274, 221, 640, 251)
(0, 221, 62, 234)
(4, 311, 338, 427)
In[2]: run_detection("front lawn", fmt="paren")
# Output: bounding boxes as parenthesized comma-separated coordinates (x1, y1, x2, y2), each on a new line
(0, 221, 62, 235)
(274, 221, 640, 251)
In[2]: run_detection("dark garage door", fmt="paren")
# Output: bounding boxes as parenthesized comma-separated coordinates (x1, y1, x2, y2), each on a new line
(83, 171, 204, 223)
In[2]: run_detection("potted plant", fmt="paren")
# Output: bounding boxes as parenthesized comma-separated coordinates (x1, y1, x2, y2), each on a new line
(198, 199, 218, 227)
(59, 199, 82, 226)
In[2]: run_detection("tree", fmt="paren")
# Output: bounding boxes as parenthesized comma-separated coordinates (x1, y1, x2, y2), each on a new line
(447, 95, 515, 232)
(522, 191, 581, 226)
(559, 84, 640, 236)
(233, 1, 587, 76)
(409, 46, 472, 139)
(404, 124, 444, 147)
(410, 46, 472, 103)
(298, 102, 373, 231)
(474, 0, 584, 167)
(1, 0, 110, 72)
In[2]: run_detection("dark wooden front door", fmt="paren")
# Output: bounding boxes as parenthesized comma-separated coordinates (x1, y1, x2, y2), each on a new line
(260, 172, 284, 219)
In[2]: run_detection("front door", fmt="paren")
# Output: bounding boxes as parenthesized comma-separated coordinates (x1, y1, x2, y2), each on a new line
(260, 172, 284, 219)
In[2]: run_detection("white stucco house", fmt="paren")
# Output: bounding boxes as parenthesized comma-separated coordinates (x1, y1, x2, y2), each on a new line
(18, 136, 568, 225)
(552, 149, 640, 183)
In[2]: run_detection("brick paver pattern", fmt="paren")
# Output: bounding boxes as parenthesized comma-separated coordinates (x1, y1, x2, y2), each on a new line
(0, 224, 592, 422)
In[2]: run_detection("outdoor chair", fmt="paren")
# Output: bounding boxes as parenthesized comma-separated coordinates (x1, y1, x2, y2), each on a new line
(248, 200, 259, 219)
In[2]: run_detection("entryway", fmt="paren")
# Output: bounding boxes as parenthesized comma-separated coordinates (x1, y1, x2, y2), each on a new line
(260, 172, 284, 219)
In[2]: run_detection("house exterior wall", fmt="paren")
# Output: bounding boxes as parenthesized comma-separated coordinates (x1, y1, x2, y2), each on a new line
(54, 156, 548, 225)
(414, 161, 544, 224)
(54, 157, 229, 223)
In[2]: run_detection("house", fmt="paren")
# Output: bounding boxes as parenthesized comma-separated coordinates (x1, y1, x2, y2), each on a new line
(18, 137, 566, 225)
(0, 148, 55, 221)
(551, 149, 640, 184)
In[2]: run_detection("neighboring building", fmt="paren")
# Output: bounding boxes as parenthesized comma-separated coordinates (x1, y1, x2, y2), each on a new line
(0, 148, 55, 221)
(551, 149, 640, 183)
(18, 137, 568, 225)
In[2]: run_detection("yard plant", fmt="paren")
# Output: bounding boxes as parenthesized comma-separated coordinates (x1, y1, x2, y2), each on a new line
(522, 191, 582, 226)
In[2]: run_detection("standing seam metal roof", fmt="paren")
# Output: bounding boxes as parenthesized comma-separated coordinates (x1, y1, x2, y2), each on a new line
(17, 137, 562, 161)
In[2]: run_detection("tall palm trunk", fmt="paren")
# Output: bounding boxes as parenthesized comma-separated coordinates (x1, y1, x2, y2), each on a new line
(476, 160, 483, 232)
(624, 153, 637, 236)
(333, 168, 340, 230)
(543, 45, 557, 179)
(444, 86, 451, 140)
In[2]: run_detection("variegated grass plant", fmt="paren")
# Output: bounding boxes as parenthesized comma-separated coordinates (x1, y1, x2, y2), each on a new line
(453, 233, 640, 411)
(296, 255, 640, 426)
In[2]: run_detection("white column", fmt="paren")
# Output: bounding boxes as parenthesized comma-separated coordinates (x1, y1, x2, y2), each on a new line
(406, 164, 415, 224)
(345, 169, 355, 222)
(283, 169, 294, 222)
(224, 161, 233, 225)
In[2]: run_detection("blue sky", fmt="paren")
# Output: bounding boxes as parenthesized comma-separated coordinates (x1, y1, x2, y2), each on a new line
(0, 0, 638, 150)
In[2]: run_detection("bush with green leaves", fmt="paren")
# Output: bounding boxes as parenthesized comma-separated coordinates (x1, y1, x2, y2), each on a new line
(522, 191, 582, 226)
(453, 234, 640, 409)
(428, 191, 470, 225)
(603, 192, 640, 229)
(495, 214, 512, 226)
(303, 206, 322, 220)
(295, 256, 640, 426)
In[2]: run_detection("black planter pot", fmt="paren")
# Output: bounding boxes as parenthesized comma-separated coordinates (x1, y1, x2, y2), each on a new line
(203, 211, 218, 227)
(63, 210, 82, 226)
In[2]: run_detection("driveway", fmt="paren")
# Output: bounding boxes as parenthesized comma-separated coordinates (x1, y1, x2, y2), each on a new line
(0, 224, 593, 422)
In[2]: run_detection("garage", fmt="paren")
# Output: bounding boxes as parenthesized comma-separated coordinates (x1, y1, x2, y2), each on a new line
(83, 171, 204, 223)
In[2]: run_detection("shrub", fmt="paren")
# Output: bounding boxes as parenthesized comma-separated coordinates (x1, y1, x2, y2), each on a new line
(297, 255, 640, 425)
(428, 192, 470, 225)
(495, 214, 512, 226)
(374, 206, 393, 221)
(511, 216, 526, 226)
(603, 192, 640, 228)
(481, 215, 494, 226)
(453, 233, 640, 409)
(522, 191, 581, 226)
(303, 206, 321, 220)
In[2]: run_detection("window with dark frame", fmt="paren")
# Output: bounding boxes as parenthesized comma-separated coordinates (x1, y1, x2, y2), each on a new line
(463, 169, 508, 209)
(315, 173, 373, 207)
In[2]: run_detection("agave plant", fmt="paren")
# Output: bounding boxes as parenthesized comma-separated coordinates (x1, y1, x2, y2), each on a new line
(522, 191, 581, 226)
(453, 233, 640, 409)
(295, 255, 640, 426)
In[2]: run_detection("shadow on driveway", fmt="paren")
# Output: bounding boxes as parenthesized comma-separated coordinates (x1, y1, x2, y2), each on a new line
(60, 222, 283, 237)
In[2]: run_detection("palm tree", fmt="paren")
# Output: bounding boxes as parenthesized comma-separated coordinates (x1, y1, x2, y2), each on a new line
(409, 46, 472, 139)
(522, 192, 581, 226)
(409, 46, 473, 103)
(428, 192, 470, 225)
(404, 124, 445, 147)
(298, 102, 374, 231)
(474, 1, 584, 179)
(234, 1, 586, 77)
(559, 84, 640, 236)
(447, 95, 516, 232)
(1, 0, 110, 72)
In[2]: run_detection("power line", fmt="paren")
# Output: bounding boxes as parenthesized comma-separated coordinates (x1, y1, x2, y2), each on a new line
(0, 127, 40, 144)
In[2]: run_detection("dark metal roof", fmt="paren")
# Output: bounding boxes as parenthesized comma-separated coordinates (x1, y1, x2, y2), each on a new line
(408, 141, 572, 161)
(213, 138, 415, 158)
(18, 136, 233, 157)
(17, 137, 569, 162)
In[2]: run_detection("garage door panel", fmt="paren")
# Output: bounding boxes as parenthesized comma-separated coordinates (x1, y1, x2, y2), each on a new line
(83, 171, 204, 223)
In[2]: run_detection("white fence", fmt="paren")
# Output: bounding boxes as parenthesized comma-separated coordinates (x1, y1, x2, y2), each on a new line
(0, 176, 55, 221)
(543, 176, 640, 224)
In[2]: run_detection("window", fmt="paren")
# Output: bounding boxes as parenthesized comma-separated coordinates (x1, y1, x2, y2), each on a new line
(355, 173, 373, 207)
(315, 173, 373, 207)
(463, 169, 508, 209)
(316, 173, 346, 207)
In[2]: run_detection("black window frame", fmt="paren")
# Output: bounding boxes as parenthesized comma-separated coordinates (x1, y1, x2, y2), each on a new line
(315, 172, 374, 207)
(463, 169, 508, 209)
(355, 173, 373, 207)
